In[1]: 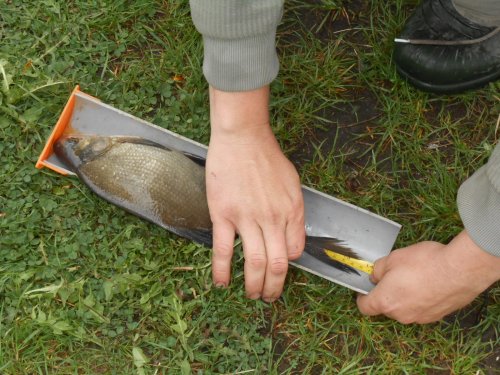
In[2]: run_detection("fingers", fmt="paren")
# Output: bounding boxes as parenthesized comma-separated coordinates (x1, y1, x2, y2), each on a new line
(357, 284, 403, 319)
(285, 213, 305, 260)
(357, 255, 391, 316)
(212, 214, 303, 302)
(356, 291, 382, 317)
(240, 223, 267, 299)
(241, 221, 289, 302)
(240, 217, 304, 301)
(370, 255, 389, 284)
(261, 224, 289, 302)
(211, 220, 236, 287)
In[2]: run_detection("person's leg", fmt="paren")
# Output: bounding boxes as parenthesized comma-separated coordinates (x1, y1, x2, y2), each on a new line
(452, 0, 500, 27)
(393, 0, 500, 94)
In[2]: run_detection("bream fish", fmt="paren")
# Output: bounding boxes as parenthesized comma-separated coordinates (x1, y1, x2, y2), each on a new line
(54, 135, 213, 245)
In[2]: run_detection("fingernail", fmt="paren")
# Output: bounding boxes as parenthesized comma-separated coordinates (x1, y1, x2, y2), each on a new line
(263, 296, 277, 303)
(215, 282, 226, 288)
(248, 293, 261, 300)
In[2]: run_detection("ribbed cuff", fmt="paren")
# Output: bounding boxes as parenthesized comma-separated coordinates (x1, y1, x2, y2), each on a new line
(202, 33, 279, 92)
(457, 146, 500, 257)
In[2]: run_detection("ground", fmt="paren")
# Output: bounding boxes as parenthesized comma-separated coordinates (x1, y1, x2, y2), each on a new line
(0, 0, 499, 374)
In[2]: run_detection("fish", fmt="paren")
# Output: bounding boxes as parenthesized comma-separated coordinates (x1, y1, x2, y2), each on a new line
(54, 134, 363, 275)
(53, 134, 213, 245)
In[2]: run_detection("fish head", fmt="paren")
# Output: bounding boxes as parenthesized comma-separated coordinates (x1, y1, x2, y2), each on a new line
(54, 135, 115, 170)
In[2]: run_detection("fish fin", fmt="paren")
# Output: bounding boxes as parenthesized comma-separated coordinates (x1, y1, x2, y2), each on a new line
(305, 236, 360, 259)
(171, 228, 213, 247)
(113, 136, 167, 149)
(304, 236, 360, 275)
(114, 137, 207, 166)
(181, 152, 206, 167)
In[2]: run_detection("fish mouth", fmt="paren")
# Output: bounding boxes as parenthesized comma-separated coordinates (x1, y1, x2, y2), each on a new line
(53, 136, 82, 172)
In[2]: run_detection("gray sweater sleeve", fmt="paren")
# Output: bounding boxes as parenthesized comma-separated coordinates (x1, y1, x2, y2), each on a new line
(457, 143, 500, 257)
(189, 0, 283, 91)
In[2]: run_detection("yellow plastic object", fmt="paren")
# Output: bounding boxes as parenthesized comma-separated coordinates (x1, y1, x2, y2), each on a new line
(324, 249, 374, 275)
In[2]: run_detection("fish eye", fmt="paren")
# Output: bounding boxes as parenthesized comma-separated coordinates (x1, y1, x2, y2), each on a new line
(72, 138, 90, 151)
(91, 138, 110, 153)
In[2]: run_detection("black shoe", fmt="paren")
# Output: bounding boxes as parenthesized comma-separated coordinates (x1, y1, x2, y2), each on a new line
(393, 0, 500, 94)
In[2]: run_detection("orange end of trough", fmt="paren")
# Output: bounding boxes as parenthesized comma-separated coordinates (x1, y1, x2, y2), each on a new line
(35, 85, 80, 175)
(35, 85, 98, 175)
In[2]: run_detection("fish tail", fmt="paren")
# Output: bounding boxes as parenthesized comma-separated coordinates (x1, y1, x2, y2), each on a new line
(305, 236, 360, 259)
(304, 236, 360, 275)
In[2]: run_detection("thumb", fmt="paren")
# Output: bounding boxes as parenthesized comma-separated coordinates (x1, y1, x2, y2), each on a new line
(370, 255, 389, 284)
(356, 256, 390, 317)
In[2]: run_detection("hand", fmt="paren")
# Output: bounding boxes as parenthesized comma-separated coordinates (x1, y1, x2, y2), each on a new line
(206, 85, 305, 302)
(357, 230, 500, 324)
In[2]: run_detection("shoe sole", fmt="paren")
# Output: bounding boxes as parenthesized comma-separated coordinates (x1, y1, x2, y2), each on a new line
(396, 65, 500, 94)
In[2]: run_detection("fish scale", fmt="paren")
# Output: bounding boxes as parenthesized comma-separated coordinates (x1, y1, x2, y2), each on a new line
(84, 142, 211, 230)
(55, 136, 212, 242)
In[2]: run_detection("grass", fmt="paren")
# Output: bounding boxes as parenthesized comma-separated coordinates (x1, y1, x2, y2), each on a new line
(1, 0, 499, 374)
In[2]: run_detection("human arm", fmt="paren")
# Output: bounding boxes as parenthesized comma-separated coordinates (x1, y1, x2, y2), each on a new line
(357, 144, 500, 323)
(207, 86, 304, 301)
(189, 1, 305, 301)
(357, 230, 500, 324)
